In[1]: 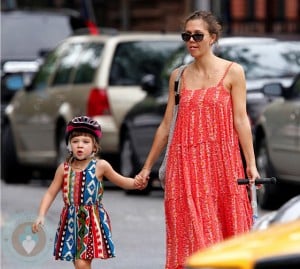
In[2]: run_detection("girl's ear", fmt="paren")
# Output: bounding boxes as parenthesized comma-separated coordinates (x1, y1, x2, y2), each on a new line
(93, 144, 97, 153)
(67, 143, 71, 152)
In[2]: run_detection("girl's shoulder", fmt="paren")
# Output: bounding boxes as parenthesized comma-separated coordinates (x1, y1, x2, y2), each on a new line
(95, 158, 112, 170)
(95, 158, 114, 180)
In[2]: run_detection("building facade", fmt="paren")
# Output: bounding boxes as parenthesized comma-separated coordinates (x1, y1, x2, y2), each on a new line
(7, 0, 300, 35)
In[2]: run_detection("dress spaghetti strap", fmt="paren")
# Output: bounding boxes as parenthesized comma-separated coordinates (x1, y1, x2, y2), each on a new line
(217, 62, 234, 86)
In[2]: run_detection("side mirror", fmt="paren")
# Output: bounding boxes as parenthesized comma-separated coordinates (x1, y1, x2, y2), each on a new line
(141, 74, 160, 95)
(262, 83, 283, 97)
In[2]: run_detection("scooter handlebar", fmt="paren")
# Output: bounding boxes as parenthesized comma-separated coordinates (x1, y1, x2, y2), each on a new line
(237, 177, 277, 185)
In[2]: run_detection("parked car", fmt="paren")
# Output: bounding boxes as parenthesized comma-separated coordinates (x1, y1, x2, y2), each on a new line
(119, 37, 300, 192)
(254, 74, 300, 209)
(1, 60, 40, 127)
(1, 33, 182, 183)
(185, 219, 300, 269)
(1, 9, 78, 128)
(253, 194, 300, 230)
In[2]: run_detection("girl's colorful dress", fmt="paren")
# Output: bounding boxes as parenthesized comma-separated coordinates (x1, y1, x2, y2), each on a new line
(54, 159, 115, 261)
(164, 63, 252, 269)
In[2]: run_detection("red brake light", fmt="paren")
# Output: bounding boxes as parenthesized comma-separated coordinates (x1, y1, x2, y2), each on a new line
(87, 88, 111, 116)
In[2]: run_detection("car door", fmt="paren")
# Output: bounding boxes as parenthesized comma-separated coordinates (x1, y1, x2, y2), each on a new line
(268, 76, 300, 180)
(11, 43, 68, 163)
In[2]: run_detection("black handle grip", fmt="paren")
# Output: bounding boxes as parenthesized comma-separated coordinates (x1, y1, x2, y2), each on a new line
(237, 177, 277, 185)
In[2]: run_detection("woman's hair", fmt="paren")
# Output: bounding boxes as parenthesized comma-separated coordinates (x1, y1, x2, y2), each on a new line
(183, 10, 222, 43)
(66, 131, 101, 162)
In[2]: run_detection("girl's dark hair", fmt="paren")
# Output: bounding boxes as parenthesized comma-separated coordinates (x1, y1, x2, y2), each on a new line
(183, 10, 222, 42)
(66, 131, 101, 162)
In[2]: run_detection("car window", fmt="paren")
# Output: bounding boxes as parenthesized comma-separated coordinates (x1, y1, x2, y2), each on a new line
(73, 42, 104, 84)
(109, 41, 181, 86)
(51, 43, 85, 86)
(29, 44, 67, 91)
(215, 42, 300, 79)
(160, 45, 189, 92)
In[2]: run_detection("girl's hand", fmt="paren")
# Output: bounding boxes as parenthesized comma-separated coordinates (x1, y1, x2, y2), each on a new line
(134, 174, 148, 190)
(32, 215, 45, 233)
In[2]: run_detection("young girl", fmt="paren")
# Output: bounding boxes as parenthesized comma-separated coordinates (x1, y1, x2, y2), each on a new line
(32, 116, 145, 269)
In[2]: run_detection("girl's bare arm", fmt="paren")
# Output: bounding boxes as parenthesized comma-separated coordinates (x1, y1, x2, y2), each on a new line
(98, 160, 144, 190)
(32, 164, 64, 232)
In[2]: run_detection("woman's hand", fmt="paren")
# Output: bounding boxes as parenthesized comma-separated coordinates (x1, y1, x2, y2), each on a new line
(139, 168, 151, 183)
(133, 174, 146, 190)
(246, 165, 261, 187)
(133, 168, 151, 190)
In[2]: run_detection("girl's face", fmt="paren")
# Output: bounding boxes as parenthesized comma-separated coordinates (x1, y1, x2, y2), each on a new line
(184, 19, 215, 58)
(70, 135, 95, 160)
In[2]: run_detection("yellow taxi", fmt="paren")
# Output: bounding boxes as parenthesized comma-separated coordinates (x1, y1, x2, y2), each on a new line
(185, 219, 300, 269)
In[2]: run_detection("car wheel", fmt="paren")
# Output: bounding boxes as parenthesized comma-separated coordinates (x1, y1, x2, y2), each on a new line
(1, 124, 31, 183)
(56, 124, 68, 166)
(120, 130, 151, 195)
(256, 137, 280, 210)
(120, 133, 135, 177)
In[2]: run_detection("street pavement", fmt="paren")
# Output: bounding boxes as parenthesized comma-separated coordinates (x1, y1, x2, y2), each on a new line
(1, 179, 269, 269)
(1, 180, 166, 269)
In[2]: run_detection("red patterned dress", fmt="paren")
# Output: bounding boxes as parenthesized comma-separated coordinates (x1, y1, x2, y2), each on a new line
(53, 159, 115, 261)
(164, 63, 252, 269)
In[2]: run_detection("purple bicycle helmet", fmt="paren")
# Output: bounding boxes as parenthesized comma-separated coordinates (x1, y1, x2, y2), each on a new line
(65, 116, 102, 145)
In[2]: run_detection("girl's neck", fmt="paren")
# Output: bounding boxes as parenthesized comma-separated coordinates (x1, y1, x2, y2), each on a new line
(71, 157, 93, 171)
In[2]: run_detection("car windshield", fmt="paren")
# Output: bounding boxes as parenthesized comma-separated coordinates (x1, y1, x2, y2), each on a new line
(215, 41, 300, 79)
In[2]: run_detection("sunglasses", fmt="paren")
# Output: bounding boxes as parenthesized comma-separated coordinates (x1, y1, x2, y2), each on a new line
(181, 32, 204, 42)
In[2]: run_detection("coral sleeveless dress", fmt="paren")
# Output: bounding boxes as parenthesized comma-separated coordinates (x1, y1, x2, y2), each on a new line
(53, 159, 115, 261)
(164, 63, 252, 269)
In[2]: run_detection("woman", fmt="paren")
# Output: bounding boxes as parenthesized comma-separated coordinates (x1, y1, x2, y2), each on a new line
(138, 10, 260, 269)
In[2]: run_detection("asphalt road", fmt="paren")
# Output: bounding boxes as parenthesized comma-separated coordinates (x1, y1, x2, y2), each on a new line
(1, 180, 166, 269)
(1, 179, 270, 269)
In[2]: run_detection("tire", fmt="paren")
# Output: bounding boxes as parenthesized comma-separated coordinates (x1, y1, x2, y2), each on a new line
(120, 131, 151, 195)
(56, 124, 68, 166)
(1, 124, 31, 183)
(256, 137, 280, 210)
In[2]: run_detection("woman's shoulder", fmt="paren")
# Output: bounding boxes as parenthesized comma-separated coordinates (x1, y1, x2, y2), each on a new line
(217, 57, 243, 73)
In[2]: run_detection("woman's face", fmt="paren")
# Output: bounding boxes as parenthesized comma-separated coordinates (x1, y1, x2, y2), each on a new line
(184, 19, 215, 58)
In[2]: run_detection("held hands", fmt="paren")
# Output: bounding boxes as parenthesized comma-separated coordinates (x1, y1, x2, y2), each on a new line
(32, 215, 45, 233)
(134, 167, 151, 190)
(134, 174, 148, 190)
